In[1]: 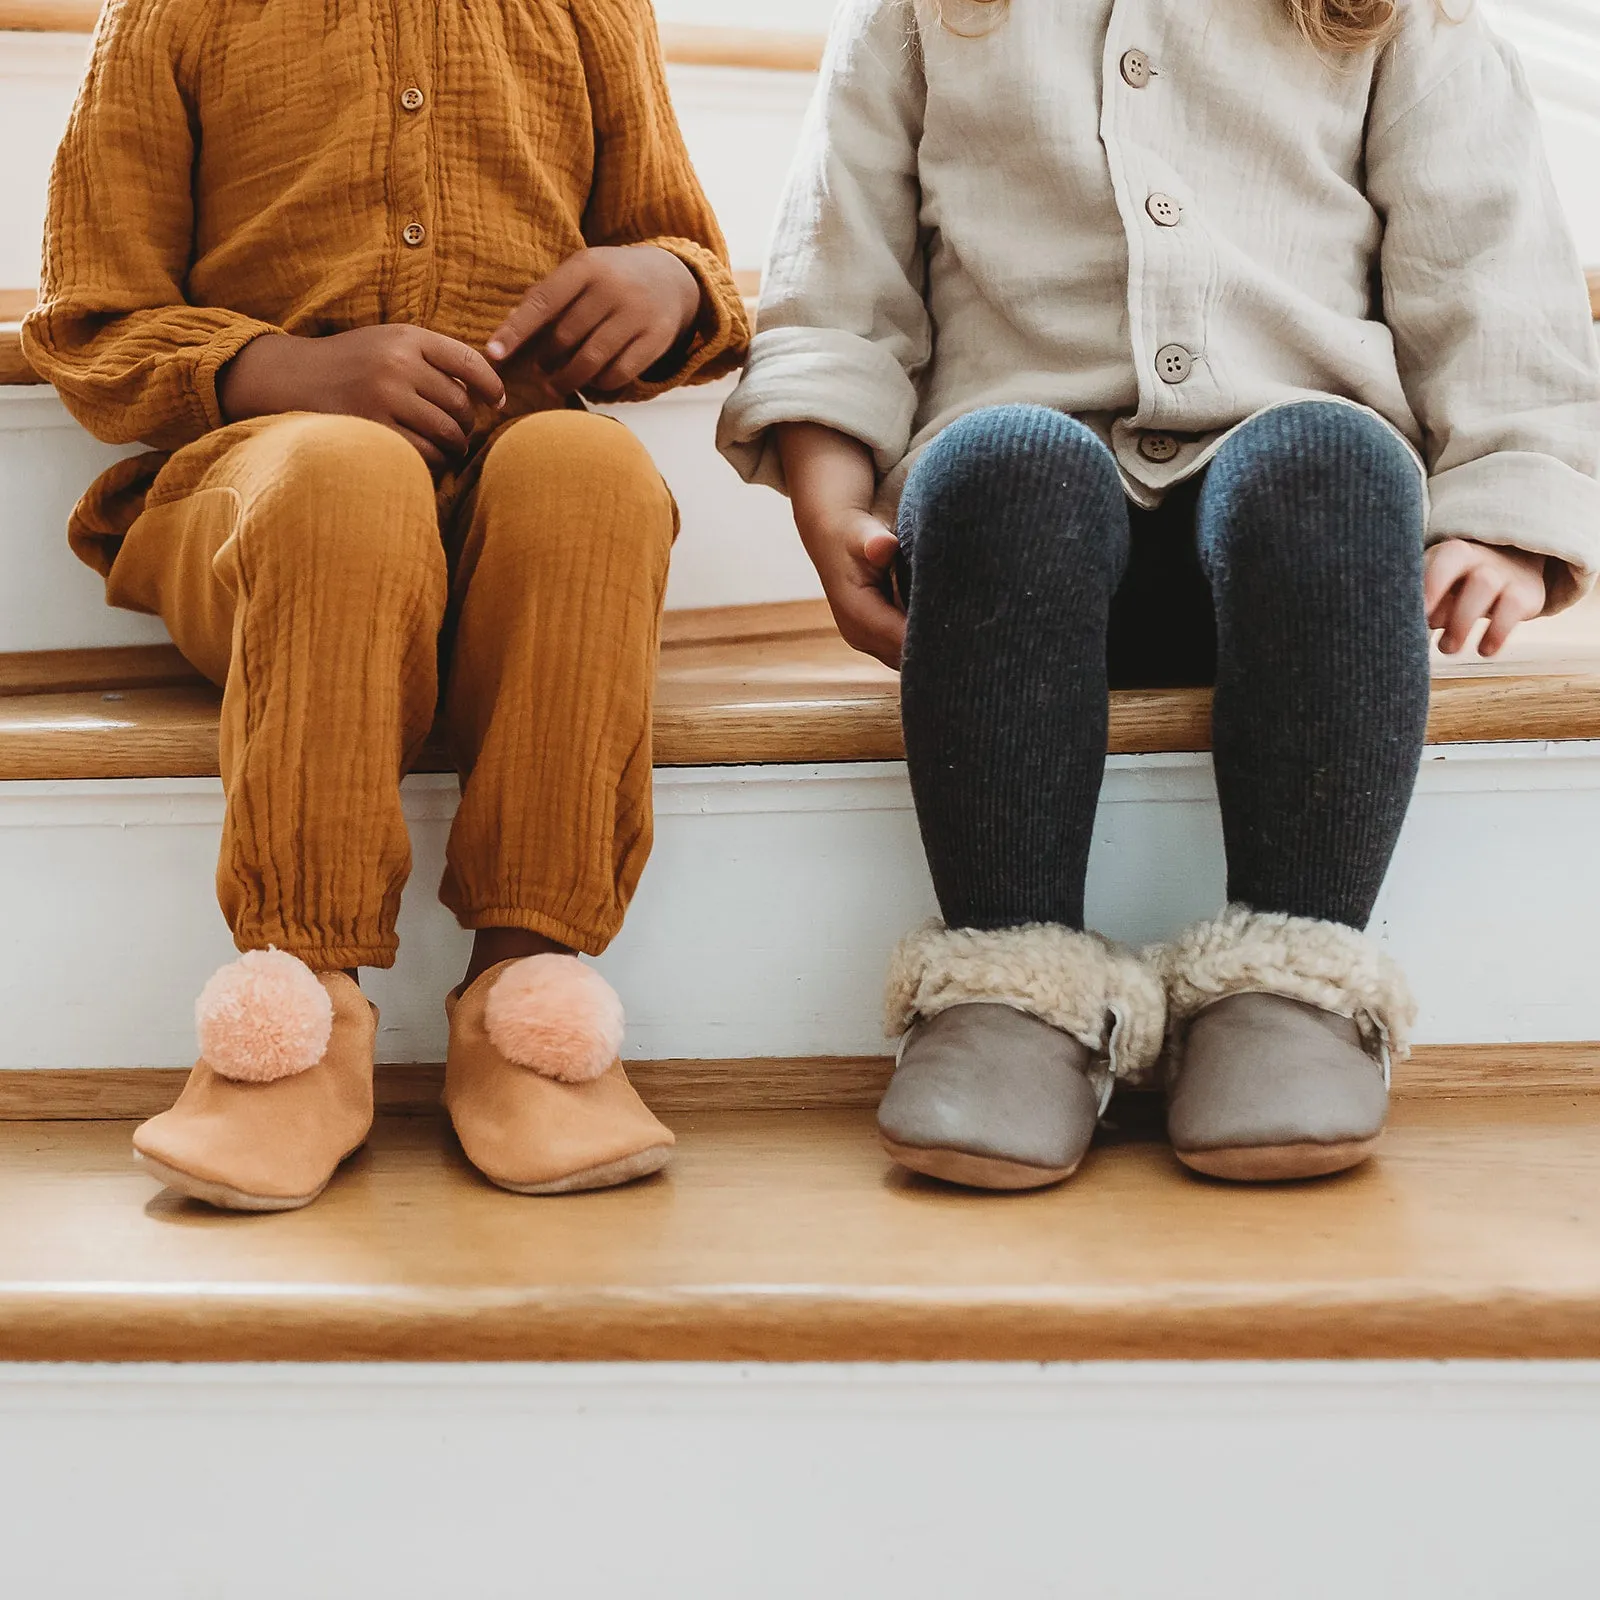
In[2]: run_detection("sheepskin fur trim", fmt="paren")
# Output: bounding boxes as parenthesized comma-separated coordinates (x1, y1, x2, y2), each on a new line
(884, 921, 1167, 1087)
(1154, 905, 1416, 1063)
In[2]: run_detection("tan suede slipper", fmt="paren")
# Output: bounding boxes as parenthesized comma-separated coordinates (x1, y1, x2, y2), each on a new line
(444, 955, 674, 1195)
(133, 953, 376, 1212)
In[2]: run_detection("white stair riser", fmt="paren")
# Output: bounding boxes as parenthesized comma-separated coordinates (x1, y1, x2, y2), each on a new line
(0, 382, 820, 653)
(2, 1362, 1598, 1598)
(2, 744, 1598, 1070)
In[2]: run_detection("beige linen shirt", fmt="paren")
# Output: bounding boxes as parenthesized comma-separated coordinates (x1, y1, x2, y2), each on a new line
(718, 0, 1600, 609)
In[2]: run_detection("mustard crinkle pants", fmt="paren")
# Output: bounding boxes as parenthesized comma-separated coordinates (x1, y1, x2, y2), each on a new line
(106, 409, 676, 969)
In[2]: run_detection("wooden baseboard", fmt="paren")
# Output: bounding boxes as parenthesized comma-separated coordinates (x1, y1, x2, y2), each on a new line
(1, 1042, 1594, 1122)
(0, 1057, 896, 1121)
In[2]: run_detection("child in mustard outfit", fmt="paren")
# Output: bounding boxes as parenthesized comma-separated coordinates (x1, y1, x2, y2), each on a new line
(23, 0, 748, 1209)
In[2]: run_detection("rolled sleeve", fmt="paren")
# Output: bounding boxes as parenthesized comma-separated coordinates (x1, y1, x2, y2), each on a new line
(717, 325, 921, 493)
(1428, 453, 1600, 613)
(716, 0, 930, 496)
(1370, 4, 1600, 613)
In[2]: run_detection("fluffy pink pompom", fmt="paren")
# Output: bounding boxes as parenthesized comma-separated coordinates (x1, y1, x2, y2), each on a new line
(483, 955, 624, 1083)
(195, 949, 334, 1083)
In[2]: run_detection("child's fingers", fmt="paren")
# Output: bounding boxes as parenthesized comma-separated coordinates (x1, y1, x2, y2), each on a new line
(532, 285, 611, 372)
(860, 526, 899, 572)
(1479, 591, 1531, 658)
(831, 571, 907, 670)
(1422, 540, 1473, 615)
(412, 366, 478, 436)
(547, 314, 636, 395)
(422, 335, 507, 408)
(485, 258, 594, 362)
(388, 424, 448, 472)
(590, 334, 659, 393)
(392, 394, 470, 459)
(1437, 570, 1502, 655)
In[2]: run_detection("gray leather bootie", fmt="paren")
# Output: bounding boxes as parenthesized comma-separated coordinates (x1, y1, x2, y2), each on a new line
(880, 921, 1167, 1191)
(1155, 906, 1415, 1183)
(878, 1004, 1102, 1189)
(1168, 992, 1390, 1179)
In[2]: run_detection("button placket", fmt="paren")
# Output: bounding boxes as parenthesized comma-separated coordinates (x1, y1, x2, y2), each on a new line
(384, 2, 434, 320)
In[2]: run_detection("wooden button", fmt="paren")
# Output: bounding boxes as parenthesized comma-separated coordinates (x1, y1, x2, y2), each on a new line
(401, 87, 425, 112)
(1155, 345, 1193, 384)
(1146, 193, 1182, 227)
(1138, 433, 1181, 463)
(402, 222, 427, 248)
(1120, 50, 1152, 89)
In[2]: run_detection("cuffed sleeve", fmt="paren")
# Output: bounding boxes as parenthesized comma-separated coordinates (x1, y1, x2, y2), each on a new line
(20, 0, 286, 450)
(717, 0, 930, 495)
(1367, 2, 1600, 611)
(571, 0, 749, 400)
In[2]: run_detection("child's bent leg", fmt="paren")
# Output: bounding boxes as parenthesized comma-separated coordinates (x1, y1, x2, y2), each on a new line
(114, 413, 447, 1209)
(1199, 402, 1430, 930)
(898, 405, 1130, 932)
(1161, 402, 1429, 1181)
(438, 410, 676, 1194)
(110, 413, 448, 967)
(880, 406, 1167, 1190)
(440, 411, 673, 959)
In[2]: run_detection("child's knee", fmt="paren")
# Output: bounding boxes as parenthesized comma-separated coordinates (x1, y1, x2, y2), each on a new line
(1201, 403, 1426, 596)
(475, 411, 675, 565)
(246, 414, 441, 577)
(901, 405, 1125, 584)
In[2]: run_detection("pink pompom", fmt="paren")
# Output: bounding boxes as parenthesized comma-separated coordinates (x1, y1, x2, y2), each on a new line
(483, 955, 624, 1083)
(195, 949, 334, 1082)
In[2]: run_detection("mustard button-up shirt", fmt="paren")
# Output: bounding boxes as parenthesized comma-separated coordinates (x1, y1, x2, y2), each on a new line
(25, 0, 747, 571)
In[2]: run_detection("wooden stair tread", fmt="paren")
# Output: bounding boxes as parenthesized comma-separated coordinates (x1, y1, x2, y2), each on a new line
(1, 1095, 1598, 1361)
(4, 599, 1600, 777)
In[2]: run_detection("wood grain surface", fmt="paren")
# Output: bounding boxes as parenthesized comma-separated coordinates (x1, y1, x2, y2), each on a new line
(0, 0, 99, 29)
(6, 598, 1600, 778)
(0, 3, 832, 70)
(0, 1040, 1592, 1123)
(0, 1097, 1596, 1361)
(0, 326, 37, 385)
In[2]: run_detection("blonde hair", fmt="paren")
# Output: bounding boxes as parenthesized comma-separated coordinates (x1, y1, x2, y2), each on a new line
(944, 0, 1403, 52)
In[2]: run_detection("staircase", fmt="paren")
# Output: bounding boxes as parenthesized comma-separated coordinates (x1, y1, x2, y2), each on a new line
(3, 9, 1600, 1597)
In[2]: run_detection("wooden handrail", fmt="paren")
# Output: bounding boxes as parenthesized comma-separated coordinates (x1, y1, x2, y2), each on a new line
(0, 4, 832, 69)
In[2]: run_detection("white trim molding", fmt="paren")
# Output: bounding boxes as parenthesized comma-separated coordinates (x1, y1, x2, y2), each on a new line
(0, 1361, 1597, 1598)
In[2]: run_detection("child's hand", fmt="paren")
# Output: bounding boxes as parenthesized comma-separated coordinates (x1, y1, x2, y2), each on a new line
(219, 327, 506, 469)
(775, 422, 906, 669)
(1424, 538, 1547, 657)
(485, 246, 702, 396)
(801, 509, 906, 670)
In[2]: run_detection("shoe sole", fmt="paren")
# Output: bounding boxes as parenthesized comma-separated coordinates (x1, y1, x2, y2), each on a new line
(880, 1135, 1079, 1191)
(134, 1150, 342, 1213)
(1174, 1136, 1379, 1182)
(486, 1142, 674, 1195)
